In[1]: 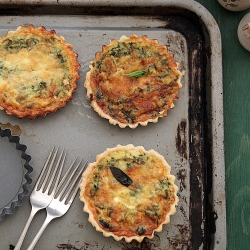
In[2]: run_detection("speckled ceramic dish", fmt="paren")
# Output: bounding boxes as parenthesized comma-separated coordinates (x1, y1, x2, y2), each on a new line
(0, 127, 33, 221)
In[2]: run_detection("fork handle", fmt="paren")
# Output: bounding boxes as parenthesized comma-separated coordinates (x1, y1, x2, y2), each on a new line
(14, 207, 39, 250)
(27, 214, 54, 250)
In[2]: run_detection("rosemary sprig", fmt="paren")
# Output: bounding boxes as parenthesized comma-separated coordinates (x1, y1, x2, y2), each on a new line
(122, 68, 148, 78)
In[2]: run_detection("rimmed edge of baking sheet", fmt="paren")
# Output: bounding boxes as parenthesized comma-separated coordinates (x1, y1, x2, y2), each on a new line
(0, 0, 226, 248)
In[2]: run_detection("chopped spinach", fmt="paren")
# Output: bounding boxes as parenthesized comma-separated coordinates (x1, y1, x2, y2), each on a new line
(26, 37, 39, 48)
(108, 42, 131, 58)
(31, 81, 48, 95)
(90, 174, 101, 196)
(0, 61, 4, 75)
(121, 109, 136, 123)
(39, 81, 47, 89)
(136, 226, 146, 236)
(99, 218, 113, 230)
(96, 89, 104, 100)
(54, 48, 67, 64)
(132, 154, 147, 165)
(4, 37, 39, 51)
(144, 204, 161, 219)
(155, 178, 172, 198)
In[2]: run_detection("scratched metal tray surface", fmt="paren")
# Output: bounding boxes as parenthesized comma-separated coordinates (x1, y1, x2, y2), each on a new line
(0, 1, 226, 249)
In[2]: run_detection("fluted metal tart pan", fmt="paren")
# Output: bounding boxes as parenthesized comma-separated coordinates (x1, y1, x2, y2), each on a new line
(0, 126, 33, 221)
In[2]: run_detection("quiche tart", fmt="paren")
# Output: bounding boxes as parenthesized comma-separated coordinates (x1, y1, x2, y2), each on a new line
(85, 34, 182, 128)
(0, 25, 80, 119)
(79, 144, 178, 242)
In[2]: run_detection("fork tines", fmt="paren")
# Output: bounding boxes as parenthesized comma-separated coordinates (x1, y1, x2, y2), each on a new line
(34, 146, 66, 196)
(14, 146, 67, 250)
(25, 154, 88, 250)
(55, 158, 88, 205)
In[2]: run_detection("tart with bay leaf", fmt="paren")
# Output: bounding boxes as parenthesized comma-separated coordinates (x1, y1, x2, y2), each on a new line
(79, 144, 178, 242)
(0, 25, 80, 119)
(84, 34, 182, 128)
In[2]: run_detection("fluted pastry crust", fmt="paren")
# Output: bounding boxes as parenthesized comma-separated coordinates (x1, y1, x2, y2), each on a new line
(85, 34, 182, 128)
(79, 144, 178, 242)
(0, 25, 80, 118)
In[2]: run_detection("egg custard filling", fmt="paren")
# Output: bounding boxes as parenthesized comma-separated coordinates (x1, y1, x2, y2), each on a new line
(85, 34, 182, 128)
(79, 144, 178, 242)
(0, 25, 80, 118)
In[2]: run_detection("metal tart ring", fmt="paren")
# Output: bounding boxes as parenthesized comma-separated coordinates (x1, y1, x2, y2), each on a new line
(0, 126, 33, 221)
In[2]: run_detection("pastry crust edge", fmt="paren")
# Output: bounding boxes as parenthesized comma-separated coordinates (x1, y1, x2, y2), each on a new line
(0, 25, 80, 119)
(79, 144, 179, 243)
(84, 34, 182, 129)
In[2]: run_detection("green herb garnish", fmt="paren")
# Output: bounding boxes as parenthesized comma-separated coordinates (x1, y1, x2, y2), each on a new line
(122, 68, 148, 78)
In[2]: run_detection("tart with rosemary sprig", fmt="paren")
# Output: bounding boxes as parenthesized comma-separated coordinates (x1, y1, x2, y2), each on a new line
(0, 25, 80, 119)
(84, 34, 182, 128)
(79, 144, 178, 243)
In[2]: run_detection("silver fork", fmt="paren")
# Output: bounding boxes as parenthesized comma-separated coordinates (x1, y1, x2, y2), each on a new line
(26, 159, 88, 250)
(14, 146, 66, 250)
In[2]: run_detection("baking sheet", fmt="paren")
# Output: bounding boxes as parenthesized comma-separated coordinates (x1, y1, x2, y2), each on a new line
(0, 1, 226, 249)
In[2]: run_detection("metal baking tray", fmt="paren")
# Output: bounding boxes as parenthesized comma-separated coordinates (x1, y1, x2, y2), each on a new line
(0, 1, 226, 249)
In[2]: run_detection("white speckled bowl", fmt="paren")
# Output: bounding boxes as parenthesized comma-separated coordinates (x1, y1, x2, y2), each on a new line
(217, 0, 250, 11)
(238, 12, 250, 51)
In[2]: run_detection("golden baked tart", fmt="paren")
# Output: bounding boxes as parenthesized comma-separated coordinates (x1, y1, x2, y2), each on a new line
(85, 34, 182, 128)
(0, 25, 80, 119)
(79, 144, 178, 242)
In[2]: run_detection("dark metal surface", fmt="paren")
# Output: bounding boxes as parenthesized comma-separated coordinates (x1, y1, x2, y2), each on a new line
(0, 1, 225, 249)
(163, 13, 210, 249)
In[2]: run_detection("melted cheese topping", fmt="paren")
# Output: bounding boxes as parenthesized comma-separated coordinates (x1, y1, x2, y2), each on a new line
(85, 34, 182, 128)
(0, 25, 80, 118)
(80, 145, 178, 242)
